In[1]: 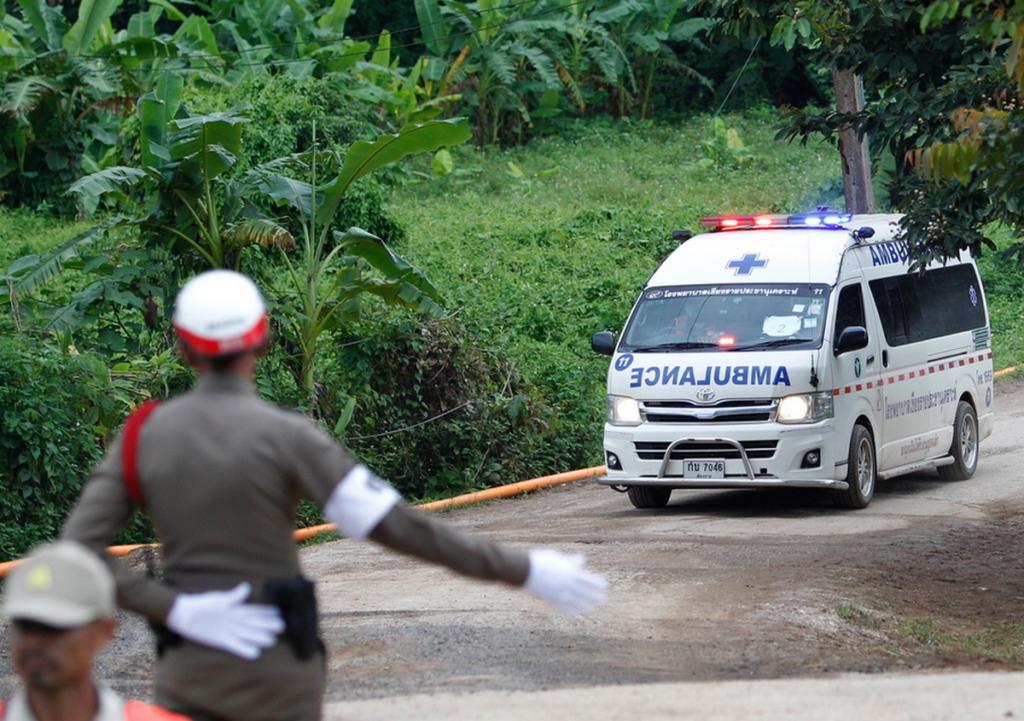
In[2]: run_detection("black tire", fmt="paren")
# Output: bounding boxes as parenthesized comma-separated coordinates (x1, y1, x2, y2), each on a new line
(835, 424, 876, 509)
(627, 485, 672, 509)
(938, 401, 979, 481)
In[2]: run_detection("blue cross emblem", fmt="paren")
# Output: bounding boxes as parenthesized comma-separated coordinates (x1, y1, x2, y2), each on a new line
(727, 253, 767, 275)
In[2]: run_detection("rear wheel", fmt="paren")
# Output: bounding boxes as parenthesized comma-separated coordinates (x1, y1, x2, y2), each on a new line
(835, 424, 876, 509)
(627, 486, 672, 509)
(938, 401, 979, 481)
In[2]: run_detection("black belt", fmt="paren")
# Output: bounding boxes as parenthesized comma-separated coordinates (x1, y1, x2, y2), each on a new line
(153, 576, 322, 661)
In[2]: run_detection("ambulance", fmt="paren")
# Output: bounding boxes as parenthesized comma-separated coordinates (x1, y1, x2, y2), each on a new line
(591, 212, 994, 509)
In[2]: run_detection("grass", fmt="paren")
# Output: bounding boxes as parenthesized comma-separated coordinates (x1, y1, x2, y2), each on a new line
(3, 108, 1022, 449)
(0, 206, 108, 337)
(975, 224, 1024, 372)
(0, 206, 95, 266)
(387, 111, 1024, 462)
(388, 111, 845, 455)
(838, 603, 1024, 664)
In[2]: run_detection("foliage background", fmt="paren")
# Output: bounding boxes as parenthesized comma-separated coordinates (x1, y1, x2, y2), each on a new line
(0, 0, 1021, 561)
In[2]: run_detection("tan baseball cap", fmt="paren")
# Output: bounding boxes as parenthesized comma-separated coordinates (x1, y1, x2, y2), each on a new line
(3, 541, 115, 628)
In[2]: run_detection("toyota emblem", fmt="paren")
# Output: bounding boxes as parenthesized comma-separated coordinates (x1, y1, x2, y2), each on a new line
(696, 387, 716, 403)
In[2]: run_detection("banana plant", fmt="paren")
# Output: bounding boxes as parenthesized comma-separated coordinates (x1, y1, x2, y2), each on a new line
(597, 0, 714, 118)
(264, 118, 472, 411)
(64, 72, 293, 270)
(341, 30, 462, 131)
(0, 0, 189, 202)
(417, 0, 574, 145)
(11, 70, 472, 409)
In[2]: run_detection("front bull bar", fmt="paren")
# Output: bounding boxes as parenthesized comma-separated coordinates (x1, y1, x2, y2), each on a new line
(596, 437, 850, 491)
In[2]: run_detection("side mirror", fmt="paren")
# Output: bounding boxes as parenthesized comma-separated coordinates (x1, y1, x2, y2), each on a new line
(591, 331, 616, 356)
(834, 326, 868, 355)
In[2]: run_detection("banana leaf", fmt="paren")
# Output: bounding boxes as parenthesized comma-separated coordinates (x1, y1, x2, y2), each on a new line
(316, 119, 470, 226)
(63, 0, 122, 55)
(333, 226, 443, 305)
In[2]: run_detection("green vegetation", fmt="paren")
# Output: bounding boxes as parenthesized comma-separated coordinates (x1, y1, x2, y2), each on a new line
(837, 603, 1024, 664)
(2, 0, 1024, 562)
(693, 1, 1024, 265)
(4, 108, 1024, 561)
(898, 618, 1024, 663)
(389, 112, 835, 468)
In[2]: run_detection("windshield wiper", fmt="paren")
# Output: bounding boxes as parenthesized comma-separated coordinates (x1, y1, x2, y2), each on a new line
(628, 341, 719, 352)
(729, 338, 810, 351)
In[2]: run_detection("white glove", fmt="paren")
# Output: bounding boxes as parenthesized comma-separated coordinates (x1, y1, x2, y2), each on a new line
(166, 582, 284, 660)
(524, 549, 608, 616)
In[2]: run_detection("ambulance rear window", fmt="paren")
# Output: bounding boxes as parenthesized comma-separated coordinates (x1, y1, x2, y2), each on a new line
(869, 264, 986, 346)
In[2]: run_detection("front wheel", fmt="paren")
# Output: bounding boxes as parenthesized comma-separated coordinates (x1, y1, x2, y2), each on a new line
(835, 424, 876, 509)
(938, 401, 979, 481)
(627, 486, 672, 509)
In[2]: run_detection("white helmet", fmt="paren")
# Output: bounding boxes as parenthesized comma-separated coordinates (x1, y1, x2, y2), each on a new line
(173, 270, 269, 357)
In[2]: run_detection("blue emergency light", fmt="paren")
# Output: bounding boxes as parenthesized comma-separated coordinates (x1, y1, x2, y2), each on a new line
(700, 211, 853, 231)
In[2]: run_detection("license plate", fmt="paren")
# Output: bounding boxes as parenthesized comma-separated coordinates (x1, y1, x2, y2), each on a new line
(683, 459, 725, 479)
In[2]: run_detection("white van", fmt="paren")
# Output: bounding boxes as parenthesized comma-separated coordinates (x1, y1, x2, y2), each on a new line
(591, 212, 994, 509)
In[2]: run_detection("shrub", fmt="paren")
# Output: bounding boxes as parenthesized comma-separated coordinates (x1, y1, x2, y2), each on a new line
(0, 338, 107, 560)
(334, 314, 572, 500)
(184, 74, 406, 244)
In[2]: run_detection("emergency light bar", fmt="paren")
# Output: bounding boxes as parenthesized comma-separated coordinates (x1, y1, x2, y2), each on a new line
(700, 212, 853, 231)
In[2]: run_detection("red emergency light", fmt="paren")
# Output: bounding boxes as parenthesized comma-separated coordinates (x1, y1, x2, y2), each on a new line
(699, 212, 853, 231)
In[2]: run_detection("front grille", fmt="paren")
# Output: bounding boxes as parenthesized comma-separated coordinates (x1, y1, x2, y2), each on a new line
(641, 399, 776, 424)
(644, 412, 770, 423)
(634, 440, 778, 460)
(645, 400, 774, 409)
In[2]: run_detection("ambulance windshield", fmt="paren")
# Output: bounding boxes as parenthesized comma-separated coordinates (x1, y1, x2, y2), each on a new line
(620, 283, 831, 353)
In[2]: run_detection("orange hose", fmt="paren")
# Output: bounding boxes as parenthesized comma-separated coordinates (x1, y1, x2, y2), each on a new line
(416, 465, 606, 512)
(0, 465, 607, 577)
(994, 366, 1018, 379)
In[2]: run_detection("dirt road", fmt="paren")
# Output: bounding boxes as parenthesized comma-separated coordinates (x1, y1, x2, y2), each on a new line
(308, 382, 1024, 706)
(3, 382, 1023, 717)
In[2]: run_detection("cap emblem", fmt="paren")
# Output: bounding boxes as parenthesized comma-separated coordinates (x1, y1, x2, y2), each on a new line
(27, 565, 53, 591)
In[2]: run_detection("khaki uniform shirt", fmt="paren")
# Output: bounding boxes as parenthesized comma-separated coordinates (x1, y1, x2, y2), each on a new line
(62, 373, 528, 721)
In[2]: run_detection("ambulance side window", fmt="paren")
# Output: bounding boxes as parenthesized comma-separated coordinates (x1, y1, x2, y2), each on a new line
(868, 278, 910, 346)
(833, 284, 866, 346)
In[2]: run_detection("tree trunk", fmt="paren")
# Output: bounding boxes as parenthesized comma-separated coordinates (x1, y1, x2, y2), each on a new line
(832, 69, 874, 214)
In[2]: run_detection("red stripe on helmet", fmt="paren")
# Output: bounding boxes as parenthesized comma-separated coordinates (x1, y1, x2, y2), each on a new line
(175, 314, 269, 357)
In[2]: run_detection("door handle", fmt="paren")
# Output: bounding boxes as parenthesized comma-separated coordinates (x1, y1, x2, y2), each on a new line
(866, 355, 875, 366)
(882, 350, 889, 367)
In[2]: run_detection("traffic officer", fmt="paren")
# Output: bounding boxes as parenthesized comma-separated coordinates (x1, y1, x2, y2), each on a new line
(61, 269, 607, 721)
(2, 540, 189, 721)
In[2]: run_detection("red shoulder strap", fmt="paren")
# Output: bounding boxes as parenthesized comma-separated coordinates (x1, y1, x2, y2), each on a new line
(121, 400, 161, 508)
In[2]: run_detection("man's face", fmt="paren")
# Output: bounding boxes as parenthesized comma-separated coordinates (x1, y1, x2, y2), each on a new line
(11, 618, 114, 690)
(672, 313, 689, 337)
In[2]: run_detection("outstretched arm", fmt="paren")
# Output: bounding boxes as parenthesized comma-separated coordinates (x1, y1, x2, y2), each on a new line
(324, 465, 607, 615)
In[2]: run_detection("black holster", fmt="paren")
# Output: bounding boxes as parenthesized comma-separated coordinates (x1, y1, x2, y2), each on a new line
(146, 552, 183, 658)
(150, 620, 183, 657)
(264, 576, 322, 661)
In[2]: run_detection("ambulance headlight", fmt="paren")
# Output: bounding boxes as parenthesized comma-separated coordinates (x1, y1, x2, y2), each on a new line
(607, 395, 642, 426)
(776, 392, 833, 424)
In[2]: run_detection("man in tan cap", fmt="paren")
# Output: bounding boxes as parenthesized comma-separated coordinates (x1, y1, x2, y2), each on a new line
(1, 541, 188, 721)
